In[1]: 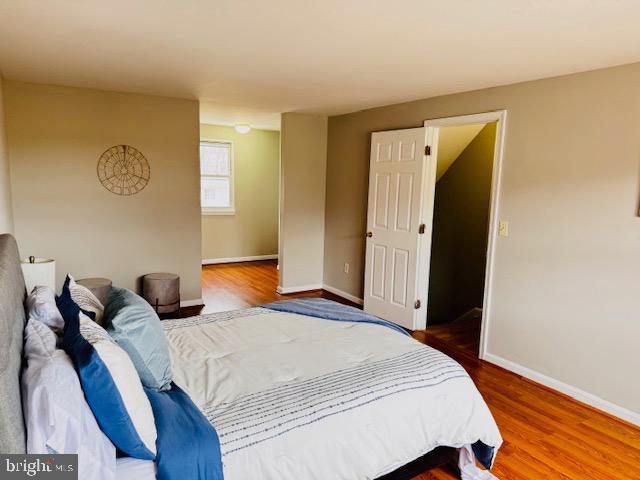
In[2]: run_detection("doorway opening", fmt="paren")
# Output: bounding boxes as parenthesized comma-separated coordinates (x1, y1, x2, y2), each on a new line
(198, 106, 282, 313)
(425, 122, 496, 356)
(423, 111, 506, 359)
(359, 111, 506, 357)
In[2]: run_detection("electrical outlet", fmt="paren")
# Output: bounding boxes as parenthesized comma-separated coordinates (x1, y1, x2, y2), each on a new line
(344, 262, 350, 274)
(498, 220, 509, 237)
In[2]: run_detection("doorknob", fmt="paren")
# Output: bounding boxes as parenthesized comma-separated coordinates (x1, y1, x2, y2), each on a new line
(365, 231, 373, 238)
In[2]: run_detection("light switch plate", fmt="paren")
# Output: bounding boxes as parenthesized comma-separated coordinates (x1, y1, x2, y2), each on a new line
(499, 220, 509, 237)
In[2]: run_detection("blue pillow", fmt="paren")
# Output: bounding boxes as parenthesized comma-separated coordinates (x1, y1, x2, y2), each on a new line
(57, 276, 158, 460)
(103, 287, 172, 391)
(57, 277, 96, 325)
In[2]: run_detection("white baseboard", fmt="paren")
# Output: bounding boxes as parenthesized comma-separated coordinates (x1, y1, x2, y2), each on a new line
(484, 353, 640, 426)
(276, 284, 323, 294)
(276, 284, 364, 305)
(180, 298, 204, 307)
(202, 254, 278, 265)
(322, 284, 364, 305)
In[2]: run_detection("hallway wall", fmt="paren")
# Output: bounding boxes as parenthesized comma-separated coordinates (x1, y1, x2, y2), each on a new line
(279, 112, 328, 291)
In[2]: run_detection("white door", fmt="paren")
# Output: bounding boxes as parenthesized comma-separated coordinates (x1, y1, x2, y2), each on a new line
(363, 127, 437, 330)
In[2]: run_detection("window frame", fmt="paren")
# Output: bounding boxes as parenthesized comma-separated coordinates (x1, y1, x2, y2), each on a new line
(199, 139, 235, 216)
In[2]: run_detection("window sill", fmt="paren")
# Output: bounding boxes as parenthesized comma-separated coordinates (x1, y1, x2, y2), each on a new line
(202, 209, 236, 216)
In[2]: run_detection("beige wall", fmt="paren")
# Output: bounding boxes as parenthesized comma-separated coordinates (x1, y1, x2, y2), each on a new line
(428, 123, 495, 324)
(279, 113, 327, 290)
(200, 124, 279, 260)
(4, 81, 202, 301)
(0, 77, 13, 234)
(325, 63, 640, 416)
(436, 123, 485, 181)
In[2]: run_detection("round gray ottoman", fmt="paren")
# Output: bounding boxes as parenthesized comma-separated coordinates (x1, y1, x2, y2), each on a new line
(142, 273, 180, 317)
(76, 277, 112, 306)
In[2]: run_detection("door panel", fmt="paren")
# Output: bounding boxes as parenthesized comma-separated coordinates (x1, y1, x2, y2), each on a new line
(391, 248, 409, 307)
(399, 140, 416, 161)
(370, 244, 387, 299)
(373, 173, 391, 228)
(394, 173, 414, 232)
(376, 142, 393, 162)
(363, 127, 432, 330)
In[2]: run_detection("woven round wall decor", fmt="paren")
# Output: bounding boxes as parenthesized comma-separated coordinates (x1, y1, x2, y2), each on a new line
(97, 145, 150, 196)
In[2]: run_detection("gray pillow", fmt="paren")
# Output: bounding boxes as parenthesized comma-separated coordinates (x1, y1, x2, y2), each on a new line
(103, 287, 172, 391)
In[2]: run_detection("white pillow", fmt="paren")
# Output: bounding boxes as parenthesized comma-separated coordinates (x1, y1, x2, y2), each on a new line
(57, 277, 157, 459)
(26, 286, 64, 333)
(21, 319, 117, 480)
(68, 274, 105, 324)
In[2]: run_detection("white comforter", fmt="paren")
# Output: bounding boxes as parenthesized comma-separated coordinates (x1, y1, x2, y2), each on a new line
(163, 308, 502, 480)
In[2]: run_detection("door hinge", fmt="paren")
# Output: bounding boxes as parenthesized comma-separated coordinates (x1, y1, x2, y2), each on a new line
(418, 224, 425, 234)
(414, 299, 421, 309)
(424, 145, 431, 156)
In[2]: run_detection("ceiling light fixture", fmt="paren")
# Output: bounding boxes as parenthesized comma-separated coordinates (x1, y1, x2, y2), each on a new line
(234, 124, 251, 134)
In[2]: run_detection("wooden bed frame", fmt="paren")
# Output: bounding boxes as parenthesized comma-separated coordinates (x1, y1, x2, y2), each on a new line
(0, 233, 456, 476)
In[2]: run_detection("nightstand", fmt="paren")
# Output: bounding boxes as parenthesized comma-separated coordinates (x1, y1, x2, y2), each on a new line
(142, 272, 180, 318)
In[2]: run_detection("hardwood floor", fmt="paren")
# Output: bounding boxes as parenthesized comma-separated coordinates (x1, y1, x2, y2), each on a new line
(199, 260, 640, 480)
(424, 316, 481, 357)
(200, 260, 356, 314)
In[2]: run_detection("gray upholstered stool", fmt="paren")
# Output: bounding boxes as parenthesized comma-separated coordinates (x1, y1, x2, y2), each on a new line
(142, 273, 180, 317)
(76, 277, 112, 306)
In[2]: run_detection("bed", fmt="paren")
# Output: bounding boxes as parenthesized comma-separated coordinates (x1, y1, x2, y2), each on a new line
(0, 233, 502, 479)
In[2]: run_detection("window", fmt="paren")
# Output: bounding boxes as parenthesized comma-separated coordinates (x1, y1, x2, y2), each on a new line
(200, 141, 234, 215)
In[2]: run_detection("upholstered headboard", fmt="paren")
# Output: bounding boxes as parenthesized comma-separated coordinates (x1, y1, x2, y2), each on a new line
(0, 234, 27, 453)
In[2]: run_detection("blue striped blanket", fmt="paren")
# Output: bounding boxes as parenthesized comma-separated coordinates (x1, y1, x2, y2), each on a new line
(261, 298, 410, 336)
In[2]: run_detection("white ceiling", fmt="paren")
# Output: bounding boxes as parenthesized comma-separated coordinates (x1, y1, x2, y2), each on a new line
(1, 0, 639, 124)
(437, 124, 486, 181)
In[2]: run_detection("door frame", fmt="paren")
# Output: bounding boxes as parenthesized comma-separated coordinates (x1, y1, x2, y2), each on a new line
(422, 110, 507, 360)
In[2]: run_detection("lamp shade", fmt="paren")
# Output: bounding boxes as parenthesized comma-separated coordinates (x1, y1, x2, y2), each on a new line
(21, 257, 56, 293)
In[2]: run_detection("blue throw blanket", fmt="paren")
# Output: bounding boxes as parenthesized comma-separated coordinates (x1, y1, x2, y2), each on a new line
(145, 384, 223, 480)
(261, 298, 410, 336)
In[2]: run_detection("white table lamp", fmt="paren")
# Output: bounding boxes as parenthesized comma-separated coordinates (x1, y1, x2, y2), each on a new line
(21, 256, 56, 293)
